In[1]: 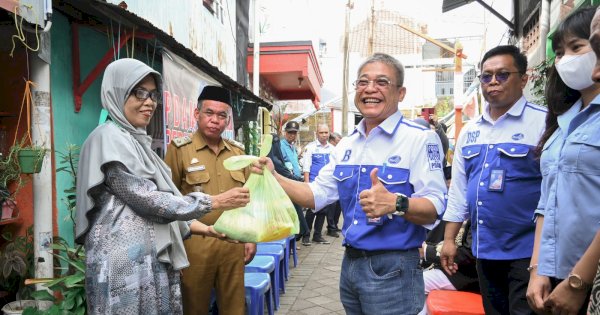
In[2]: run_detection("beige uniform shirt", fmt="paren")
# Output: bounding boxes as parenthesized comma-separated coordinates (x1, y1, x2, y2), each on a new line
(164, 131, 248, 224)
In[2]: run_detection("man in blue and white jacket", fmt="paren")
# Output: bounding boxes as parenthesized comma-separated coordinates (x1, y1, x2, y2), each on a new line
(441, 45, 546, 315)
(302, 123, 336, 244)
(252, 52, 447, 314)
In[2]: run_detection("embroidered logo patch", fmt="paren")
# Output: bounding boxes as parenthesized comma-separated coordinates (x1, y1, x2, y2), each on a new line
(387, 155, 401, 164)
(466, 130, 480, 144)
(426, 144, 442, 171)
(512, 133, 524, 141)
(341, 149, 352, 162)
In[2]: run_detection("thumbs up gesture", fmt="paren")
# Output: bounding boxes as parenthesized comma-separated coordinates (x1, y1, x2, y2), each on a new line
(358, 168, 397, 218)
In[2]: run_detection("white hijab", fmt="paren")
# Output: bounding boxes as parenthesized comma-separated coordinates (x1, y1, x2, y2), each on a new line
(75, 58, 190, 270)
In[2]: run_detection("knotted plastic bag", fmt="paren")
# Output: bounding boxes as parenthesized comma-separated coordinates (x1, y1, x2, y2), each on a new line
(214, 134, 299, 242)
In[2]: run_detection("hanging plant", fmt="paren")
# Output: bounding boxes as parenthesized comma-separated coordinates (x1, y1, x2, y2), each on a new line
(16, 147, 45, 174)
(10, 80, 47, 175)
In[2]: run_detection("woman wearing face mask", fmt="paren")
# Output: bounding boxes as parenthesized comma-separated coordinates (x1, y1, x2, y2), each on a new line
(526, 6, 600, 315)
(76, 58, 250, 314)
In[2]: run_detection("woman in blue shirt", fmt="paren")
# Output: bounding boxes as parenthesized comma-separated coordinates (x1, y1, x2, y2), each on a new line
(527, 6, 600, 315)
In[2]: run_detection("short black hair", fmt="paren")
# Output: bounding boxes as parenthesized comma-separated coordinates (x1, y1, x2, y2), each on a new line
(480, 45, 528, 74)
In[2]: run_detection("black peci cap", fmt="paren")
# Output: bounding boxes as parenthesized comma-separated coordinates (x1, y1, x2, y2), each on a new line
(198, 85, 232, 106)
(285, 121, 300, 132)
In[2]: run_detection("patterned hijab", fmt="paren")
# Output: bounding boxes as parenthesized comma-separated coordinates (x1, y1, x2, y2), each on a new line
(75, 58, 190, 270)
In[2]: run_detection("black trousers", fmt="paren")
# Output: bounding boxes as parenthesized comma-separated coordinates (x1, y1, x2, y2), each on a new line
(294, 203, 309, 237)
(476, 258, 535, 315)
(305, 206, 328, 238)
(326, 201, 342, 232)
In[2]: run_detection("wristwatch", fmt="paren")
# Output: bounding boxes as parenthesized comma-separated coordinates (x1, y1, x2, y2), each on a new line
(392, 193, 409, 216)
(567, 273, 592, 291)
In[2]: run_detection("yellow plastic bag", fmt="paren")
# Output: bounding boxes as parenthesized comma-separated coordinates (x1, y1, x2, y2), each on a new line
(214, 135, 299, 242)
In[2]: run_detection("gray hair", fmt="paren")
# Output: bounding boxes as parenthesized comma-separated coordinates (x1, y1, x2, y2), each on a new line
(356, 53, 404, 87)
(329, 132, 342, 141)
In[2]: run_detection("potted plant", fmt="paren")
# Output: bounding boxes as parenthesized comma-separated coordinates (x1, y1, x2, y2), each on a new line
(0, 187, 17, 222)
(17, 145, 85, 315)
(22, 238, 86, 315)
(9, 81, 46, 175)
(15, 147, 45, 175)
(0, 145, 23, 220)
(11, 138, 46, 175)
(0, 227, 35, 312)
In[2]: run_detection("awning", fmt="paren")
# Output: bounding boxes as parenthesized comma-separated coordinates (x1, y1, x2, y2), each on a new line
(442, 0, 518, 34)
(248, 41, 324, 110)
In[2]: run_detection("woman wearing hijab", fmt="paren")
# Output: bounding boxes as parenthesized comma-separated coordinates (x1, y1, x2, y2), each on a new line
(75, 58, 249, 314)
(526, 6, 600, 315)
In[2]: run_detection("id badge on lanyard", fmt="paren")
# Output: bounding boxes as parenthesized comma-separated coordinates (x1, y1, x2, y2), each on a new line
(488, 153, 505, 192)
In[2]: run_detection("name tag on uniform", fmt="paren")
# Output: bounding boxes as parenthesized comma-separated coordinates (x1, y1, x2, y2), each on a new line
(488, 169, 505, 192)
(366, 217, 383, 226)
(187, 165, 205, 173)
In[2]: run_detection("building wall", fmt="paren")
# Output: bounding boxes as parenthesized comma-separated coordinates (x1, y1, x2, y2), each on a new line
(0, 26, 34, 237)
(105, 0, 238, 80)
(51, 12, 107, 242)
(50, 12, 162, 243)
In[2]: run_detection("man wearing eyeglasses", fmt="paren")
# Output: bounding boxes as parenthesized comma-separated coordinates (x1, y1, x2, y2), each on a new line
(164, 85, 256, 315)
(251, 52, 447, 314)
(440, 45, 546, 315)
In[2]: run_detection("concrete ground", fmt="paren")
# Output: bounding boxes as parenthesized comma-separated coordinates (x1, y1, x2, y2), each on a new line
(276, 232, 346, 315)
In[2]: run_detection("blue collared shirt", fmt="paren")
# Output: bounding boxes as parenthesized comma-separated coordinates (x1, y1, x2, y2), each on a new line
(309, 111, 447, 251)
(280, 138, 301, 178)
(536, 95, 600, 279)
(444, 96, 546, 260)
(302, 141, 334, 182)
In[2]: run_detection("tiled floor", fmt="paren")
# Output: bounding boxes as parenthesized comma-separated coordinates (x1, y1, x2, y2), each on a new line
(276, 232, 345, 315)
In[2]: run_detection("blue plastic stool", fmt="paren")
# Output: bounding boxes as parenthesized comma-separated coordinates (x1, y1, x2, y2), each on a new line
(244, 272, 273, 315)
(245, 256, 279, 310)
(256, 243, 285, 295)
(262, 238, 290, 281)
(288, 234, 298, 268)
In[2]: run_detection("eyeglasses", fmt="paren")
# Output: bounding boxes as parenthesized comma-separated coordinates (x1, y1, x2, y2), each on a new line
(352, 78, 396, 90)
(201, 109, 229, 121)
(478, 71, 521, 84)
(131, 88, 160, 103)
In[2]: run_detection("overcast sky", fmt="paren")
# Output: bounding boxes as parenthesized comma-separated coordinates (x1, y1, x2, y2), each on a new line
(258, 0, 513, 101)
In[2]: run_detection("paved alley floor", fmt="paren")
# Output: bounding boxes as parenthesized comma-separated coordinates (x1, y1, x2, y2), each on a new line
(277, 232, 346, 315)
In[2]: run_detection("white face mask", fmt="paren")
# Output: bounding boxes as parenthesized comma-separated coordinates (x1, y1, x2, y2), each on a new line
(555, 50, 596, 90)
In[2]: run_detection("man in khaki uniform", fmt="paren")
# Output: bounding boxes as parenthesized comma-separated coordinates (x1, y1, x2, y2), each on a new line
(165, 85, 256, 315)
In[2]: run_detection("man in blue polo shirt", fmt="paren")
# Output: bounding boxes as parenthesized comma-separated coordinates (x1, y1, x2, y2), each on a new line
(252, 52, 447, 314)
(302, 123, 335, 245)
(441, 45, 545, 315)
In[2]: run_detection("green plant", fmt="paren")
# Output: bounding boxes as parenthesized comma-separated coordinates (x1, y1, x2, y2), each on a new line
(21, 144, 85, 314)
(0, 226, 34, 297)
(24, 237, 86, 315)
(0, 142, 24, 193)
(530, 58, 552, 107)
(56, 144, 79, 236)
(0, 137, 47, 197)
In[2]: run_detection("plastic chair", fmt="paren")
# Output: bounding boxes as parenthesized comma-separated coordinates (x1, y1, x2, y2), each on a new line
(244, 272, 273, 315)
(261, 238, 290, 280)
(245, 255, 278, 310)
(288, 234, 298, 268)
(426, 290, 485, 315)
(256, 243, 285, 295)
